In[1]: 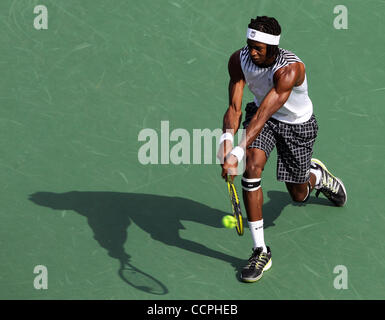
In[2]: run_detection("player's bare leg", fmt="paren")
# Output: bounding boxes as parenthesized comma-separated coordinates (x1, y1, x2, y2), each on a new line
(285, 159, 347, 206)
(242, 148, 266, 221)
(240, 148, 272, 283)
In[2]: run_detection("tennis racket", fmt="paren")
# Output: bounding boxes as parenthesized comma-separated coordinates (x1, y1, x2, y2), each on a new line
(226, 174, 244, 236)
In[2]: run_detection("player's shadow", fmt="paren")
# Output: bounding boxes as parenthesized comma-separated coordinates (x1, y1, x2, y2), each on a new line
(28, 191, 246, 294)
(28, 190, 329, 292)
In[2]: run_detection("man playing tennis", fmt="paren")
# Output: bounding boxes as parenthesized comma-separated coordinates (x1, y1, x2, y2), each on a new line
(217, 16, 347, 283)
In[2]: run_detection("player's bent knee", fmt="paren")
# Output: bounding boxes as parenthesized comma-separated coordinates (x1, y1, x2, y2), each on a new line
(244, 164, 264, 178)
(289, 182, 311, 203)
(291, 193, 307, 202)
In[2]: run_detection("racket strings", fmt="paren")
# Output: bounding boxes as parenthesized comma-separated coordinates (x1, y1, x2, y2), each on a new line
(227, 180, 244, 236)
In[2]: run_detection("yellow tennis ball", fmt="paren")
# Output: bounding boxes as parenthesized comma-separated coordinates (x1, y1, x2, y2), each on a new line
(222, 215, 237, 229)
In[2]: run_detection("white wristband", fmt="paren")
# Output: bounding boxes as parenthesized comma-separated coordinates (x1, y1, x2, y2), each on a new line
(219, 132, 234, 145)
(230, 146, 245, 163)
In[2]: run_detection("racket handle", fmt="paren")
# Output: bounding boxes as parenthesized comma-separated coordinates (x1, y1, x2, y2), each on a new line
(227, 174, 234, 183)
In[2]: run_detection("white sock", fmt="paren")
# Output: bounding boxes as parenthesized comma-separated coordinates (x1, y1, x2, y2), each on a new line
(248, 219, 267, 253)
(310, 168, 322, 188)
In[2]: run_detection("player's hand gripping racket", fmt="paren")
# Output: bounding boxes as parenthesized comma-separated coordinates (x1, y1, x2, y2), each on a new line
(226, 174, 244, 236)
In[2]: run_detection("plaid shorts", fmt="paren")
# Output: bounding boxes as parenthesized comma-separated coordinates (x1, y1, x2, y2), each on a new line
(242, 102, 319, 183)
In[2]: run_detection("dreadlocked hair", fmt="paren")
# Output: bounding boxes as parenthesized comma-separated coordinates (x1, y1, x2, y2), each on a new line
(248, 16, 281, 59)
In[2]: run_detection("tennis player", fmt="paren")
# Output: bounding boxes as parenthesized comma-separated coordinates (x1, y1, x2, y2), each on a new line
(218, 16, 347, 283)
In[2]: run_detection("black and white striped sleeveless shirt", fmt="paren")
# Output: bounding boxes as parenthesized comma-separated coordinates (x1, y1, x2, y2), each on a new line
(240, 46, 313, 124)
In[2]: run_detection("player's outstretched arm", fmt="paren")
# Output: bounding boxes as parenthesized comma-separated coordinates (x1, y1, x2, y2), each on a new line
(217, 50, 246, 165)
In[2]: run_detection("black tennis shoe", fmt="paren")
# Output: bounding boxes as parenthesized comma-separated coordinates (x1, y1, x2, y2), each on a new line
(241, 246, 272, 282)
(311, 158, 347, 207)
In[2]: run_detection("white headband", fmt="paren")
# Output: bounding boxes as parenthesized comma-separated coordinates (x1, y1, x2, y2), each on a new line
(246, 28, 280, 45)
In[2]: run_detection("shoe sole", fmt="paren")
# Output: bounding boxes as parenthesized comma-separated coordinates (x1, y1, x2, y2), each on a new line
(311, 158, 347, 206)
(241, 258, 272, 283)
